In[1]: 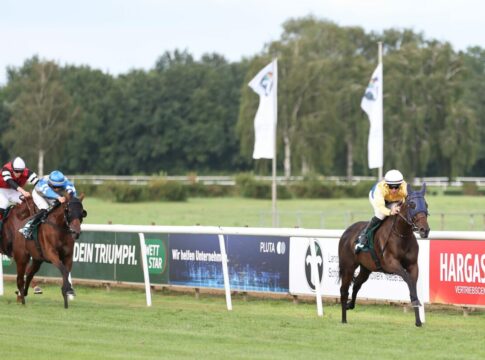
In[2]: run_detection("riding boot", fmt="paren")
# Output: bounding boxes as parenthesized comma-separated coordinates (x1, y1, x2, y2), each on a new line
(355, 216, 382, 254)
(19, 209, 48, 240)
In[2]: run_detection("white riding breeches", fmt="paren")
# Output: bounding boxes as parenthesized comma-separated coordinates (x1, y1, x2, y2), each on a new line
(0, 188, 23, 209)
(33, 189, 51, 210)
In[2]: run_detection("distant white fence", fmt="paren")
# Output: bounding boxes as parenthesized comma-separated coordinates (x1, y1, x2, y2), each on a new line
(68, 175, 485, 187)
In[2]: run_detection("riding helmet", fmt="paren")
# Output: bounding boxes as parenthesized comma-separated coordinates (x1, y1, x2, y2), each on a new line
(384, 169, 404, 185)
(12, 157, 26, 171)
(48, 170, 66, 187)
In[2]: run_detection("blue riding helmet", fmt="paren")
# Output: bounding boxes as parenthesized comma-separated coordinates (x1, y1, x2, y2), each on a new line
(48, 170, 67, 187)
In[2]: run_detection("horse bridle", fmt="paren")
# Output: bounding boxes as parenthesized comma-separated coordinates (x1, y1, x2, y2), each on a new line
(396, 194, 429, 232)
(43, 200, 84, 237)
(64, 200, 85, 237)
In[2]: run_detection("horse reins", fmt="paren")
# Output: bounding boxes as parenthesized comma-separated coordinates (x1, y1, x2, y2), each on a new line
(43, 203, 80, 237)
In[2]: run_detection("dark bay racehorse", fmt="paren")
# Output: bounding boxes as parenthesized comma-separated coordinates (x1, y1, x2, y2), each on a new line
(338, 184, 430, 327)
(0, 197, 37, 287)
(16, 193, 87, 308)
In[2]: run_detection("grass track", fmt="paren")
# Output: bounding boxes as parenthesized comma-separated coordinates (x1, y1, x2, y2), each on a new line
(0, 282, 484, 360)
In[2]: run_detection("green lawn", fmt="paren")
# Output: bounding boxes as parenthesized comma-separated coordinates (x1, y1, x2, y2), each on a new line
(0, 282, 483, 360)
(82, 195, 485, 231)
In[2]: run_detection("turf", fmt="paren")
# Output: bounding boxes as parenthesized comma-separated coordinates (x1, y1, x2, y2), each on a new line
(0, 282, 484, 360)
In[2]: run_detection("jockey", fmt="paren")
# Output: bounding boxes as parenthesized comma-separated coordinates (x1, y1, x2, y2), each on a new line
(19, 170, 77, 240)
(354, 169, 408, 253)
(0, 157, 39, 228)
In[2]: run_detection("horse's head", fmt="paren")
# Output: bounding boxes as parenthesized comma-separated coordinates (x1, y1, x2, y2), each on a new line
(64, 193, 87, 239)
(402, 183, 430, 238)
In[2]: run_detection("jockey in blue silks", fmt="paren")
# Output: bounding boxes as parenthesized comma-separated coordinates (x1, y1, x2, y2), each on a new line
(19, 170, 77, 240)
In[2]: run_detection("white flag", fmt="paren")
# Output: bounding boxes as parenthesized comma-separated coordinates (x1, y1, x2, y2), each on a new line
(361, 63, 383, 169)
(248, 59, 277, 159)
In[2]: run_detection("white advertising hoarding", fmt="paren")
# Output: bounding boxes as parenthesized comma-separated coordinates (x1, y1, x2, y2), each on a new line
(289, 237, 430, 303)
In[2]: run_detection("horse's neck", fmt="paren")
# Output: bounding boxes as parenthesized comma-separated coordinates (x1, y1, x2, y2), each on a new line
(15, 202, 34, 219)
(395, 209, 413, 235)
(49, 206, 65, 222)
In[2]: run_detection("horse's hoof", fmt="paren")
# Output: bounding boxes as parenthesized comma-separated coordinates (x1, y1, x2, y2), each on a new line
(346, 303, 355, 310)
(411, 300, 421, 307)
(33, 286, 43, 295)
(415, 322, 422, 327)
(68, 293, 75, 301)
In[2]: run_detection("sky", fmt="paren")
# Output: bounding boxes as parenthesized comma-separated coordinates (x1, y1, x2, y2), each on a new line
(1, 0, 484, 85)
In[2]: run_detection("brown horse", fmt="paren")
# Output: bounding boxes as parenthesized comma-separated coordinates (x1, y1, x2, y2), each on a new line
(16, 193, 87, 308)
(0, 196, 37, 261)
(338, 183, 430, 327)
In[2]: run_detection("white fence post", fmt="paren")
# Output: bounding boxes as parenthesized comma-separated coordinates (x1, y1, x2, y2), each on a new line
(218, 233, 232, 311)
(310, 238, 324, 317)
(139, 233, 152, 307)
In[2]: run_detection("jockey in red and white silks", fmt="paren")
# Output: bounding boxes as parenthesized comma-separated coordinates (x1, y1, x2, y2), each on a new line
(0, 157, 39, 219)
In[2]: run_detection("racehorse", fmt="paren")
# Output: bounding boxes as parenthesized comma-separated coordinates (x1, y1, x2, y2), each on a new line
(16, 193, 87, 308)
(0, 196, 42, 297)
(338, 183, 430, 327)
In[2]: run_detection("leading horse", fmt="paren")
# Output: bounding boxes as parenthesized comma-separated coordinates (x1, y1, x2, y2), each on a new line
(16, 193, 87, 308)
(338, 183, 430, 327)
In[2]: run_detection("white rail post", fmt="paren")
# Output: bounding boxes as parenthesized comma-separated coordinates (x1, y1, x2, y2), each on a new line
(138, 233, 152, 307)
(0, 256, 4, 296)
(218, 233, 232, 310)
(310, 238, 323, 317)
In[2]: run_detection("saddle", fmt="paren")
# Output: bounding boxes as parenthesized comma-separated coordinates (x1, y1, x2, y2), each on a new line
(356, 220, 383, 270)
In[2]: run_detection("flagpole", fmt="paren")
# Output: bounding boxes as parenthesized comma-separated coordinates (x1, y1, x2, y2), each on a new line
(378, 42, 383, 180)
(272, 59, 278, 227)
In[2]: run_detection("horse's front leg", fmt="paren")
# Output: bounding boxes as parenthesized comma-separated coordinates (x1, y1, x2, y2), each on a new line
(63, 254, 75, 297)
(24, 259, 43, 297)
(14, 257, 29, 304)
(46, 254, 71, 308)
(348, 266, 371, 310)
(385, 259, 422, 327)
(406, 263, 422, 327)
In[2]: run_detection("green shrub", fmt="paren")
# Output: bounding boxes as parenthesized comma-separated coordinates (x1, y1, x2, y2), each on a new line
(443, 188, 463, 196)
(109, 183, 147, 202)
(462, 182, 479, 196)
(289, 178, 341, 198)
(185, 183, 234, 197)
(148, 180, 187, 201)
(350, 181, 376, 197)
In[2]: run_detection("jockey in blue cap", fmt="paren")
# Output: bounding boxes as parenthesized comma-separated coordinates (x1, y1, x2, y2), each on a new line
(19, 170, 77, 240)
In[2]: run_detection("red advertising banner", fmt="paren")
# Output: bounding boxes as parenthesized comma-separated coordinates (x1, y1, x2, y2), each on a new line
(430, 240, 485, 306)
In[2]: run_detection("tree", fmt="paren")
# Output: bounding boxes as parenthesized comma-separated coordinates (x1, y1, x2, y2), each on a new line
(2, 58, 78, 175)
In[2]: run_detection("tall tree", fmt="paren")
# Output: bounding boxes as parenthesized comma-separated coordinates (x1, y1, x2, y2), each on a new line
(2, 58, 78, 175)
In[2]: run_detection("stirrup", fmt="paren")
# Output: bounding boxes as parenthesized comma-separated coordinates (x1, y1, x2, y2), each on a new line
(355, 243, 365, 253)
(18, 227, 32, 239)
